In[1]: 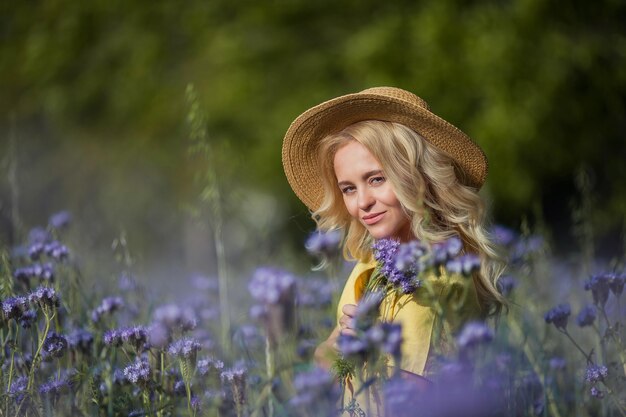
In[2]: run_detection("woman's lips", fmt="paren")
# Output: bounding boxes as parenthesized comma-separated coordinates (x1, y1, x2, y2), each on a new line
(362, 212, 385, 225)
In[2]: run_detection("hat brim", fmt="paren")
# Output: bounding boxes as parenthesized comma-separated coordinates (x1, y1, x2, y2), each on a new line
(282, 91, 488, 211)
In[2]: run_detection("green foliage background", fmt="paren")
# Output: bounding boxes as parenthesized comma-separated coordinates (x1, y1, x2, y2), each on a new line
(1, 0, 625, 268)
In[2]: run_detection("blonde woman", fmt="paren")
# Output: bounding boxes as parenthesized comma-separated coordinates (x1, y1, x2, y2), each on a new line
(282, 87, 506, 414)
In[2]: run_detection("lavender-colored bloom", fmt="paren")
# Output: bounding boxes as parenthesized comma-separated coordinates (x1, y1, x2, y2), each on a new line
(221, 364, 247, 406)
(492, 225, 517, 247)
(352, 290, 384, 329)
(585, 365, 608, 384)
(197, 357, 224, 376)
(576, 305, 597, 327)
(28, 227, 51, 244)
(608, 272, 625, 296)
(19, 309, 37, 328)
(248, 267, 295, 304)
(29, 242, 45, 260)
(168, 338, 202, 359)
(7, 376, 28, 403)
(305, 230, 342, 258)
(147, 322, 170, 348)
(290, 367, 337, 407)
(366, 322, 402, 357)
(549, 357, 566, 370)
(456, 321, 494, 350)
(120, 326, 148, 350)
(446, 254, 481, 276)
(2, 296, 28, 320)
(128, 410, 146, 417)
(39, 369, 76, 396)
(590, 386, 605, 399)
(42, 332, 68, 360)
(337, 333, 368, 357)
(431, 236, 463, 263)
(373, 239, 422, 294)
(496, 275, 518, 297)
(14, 263, 55, 282)
(49, 211, 72, 229)
(584, 274, 611, 306)
(383, 376, 421, 416)
(104, 329, 123, 347)
(91, 296, 124, 322)
(124, 357, 152, 385)
(544, 303, 571, 330)
(67, 328, 94, 353)
(510, 235, 544, 261)
(44, 241, 69, 261)
(296, 278, 334, 307)
(152, 304, 197, 331)
(29, 286, 60, 309)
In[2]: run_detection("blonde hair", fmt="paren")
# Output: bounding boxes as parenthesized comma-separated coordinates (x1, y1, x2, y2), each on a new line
(313, 120, 507, 316)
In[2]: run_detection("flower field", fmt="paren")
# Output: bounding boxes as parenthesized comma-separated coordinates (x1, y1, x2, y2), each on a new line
(0, 211, 624, 417)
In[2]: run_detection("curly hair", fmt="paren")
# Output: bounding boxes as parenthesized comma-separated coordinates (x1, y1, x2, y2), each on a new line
(313, 120, 507, 316)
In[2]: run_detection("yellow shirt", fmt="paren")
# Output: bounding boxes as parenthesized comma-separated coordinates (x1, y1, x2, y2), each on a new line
(335, 259, 484, 415)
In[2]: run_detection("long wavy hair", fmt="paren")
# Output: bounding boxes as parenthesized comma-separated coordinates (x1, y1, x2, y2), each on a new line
(313, 120, 507, 316)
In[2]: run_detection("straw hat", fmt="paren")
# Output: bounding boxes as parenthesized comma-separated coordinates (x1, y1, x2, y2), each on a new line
(282, 86, 488, 211)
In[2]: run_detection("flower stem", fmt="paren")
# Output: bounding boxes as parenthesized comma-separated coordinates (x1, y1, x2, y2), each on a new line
(560, 329, 594, 365)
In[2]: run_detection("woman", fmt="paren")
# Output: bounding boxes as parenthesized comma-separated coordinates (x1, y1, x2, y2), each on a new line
(282, 87, 506, 413)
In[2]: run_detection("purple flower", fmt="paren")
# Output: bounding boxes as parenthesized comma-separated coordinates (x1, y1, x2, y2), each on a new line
(248, 267, 295, 304)
(584, 274, 611, 306)
(104, 329, 123, 347)
(14, 263, 55, 282)
(49, 211, 72, 229)
(289, 367, 338, 408)
(366, 322, 402, 357)
(120, 326, 148, 350)
(147, 322, 170, 348)
(296, 278, 334, 307)
(496, 275, 518, 297)
(123, 357, 152, 385)
(549, 357, 566, 370)
(590, 386, 605, 399)
(446, 254, 481, 276)
(373, 239, 422, 294)
(44, 241, 69, 261)
(7, 376, 28, 403)
(152, 304, 197, 331)
(18, 309, 37, 328)
(220, 364, 247, 406)
(352, 290, 384, 329)
(456, 321, 493, 350)
(28, 227, 51, 244)
(305, 230, 342, 258)
(383, 376, 421, 416)
(431, 237, 463, 263)
(39, 369, 76, 396)
(544, 303, 571, 330)
(2, 296, 28, 320)
(41, 332, 68, 360)
(29, 242, 45, 260)
(91, 296, 124, 322)
(337, 333, 368, 357)
(585, 365, 608, 384)
(28, 286, 60, 309)
(492, 225, 517, 247)
(608, 272, 625, 296)
(197, 357, 224, 376)
(576, 305, 596, 327)
(168, 338, 202, 359)
(67, 328, 94, 353)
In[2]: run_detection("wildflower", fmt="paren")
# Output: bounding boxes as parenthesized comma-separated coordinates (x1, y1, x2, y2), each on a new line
(2, 296, 28, 320)
(49, 211, 72, 229)
(221, 364, 247, 409)
(18, 309, 37, 328)
(608, 272, 625, 296)
(42, 332, 69, 360)
(120, 326, 149, 351)
(352, 290, 384, 330)
(456, 321, 494, 351)
(147, 322, 170, 348)
(337, 333, 368, 357)
(576, 305, 596, 327)
(496, 275, 518, 297)
(549, 357, 566, 370)
(373, 238, 422, 294)
(431, 236, 463, 264)
(124, 357, 152, 385)
(29, 286, 60, 309)
(305, 229, 342, 258)
(104, 329, 123, 347)
(152, 304, 197, 331)
(39, 369, 76, 396)
(91, 296, 124, 322)
(14, 263, 55, 282)
(584, 274, 611, 307)
(366, 322, 403, 357)
(67, 328, 94, 353)
(168, 338, 202, 359)
(492, 225, 517, 247)
(296, 278, 334, 307)
(446, 254, 481, 276)
(7, 376, 28, 403)
(248, 267, 295, 304)
(28, 227, 51, 244)
(44, 241, 69, 261)
(544, 303, 571, 330)
(290, 367, 338, 408)
(197, 357, 224, 376)
(590, 386, 605, 399)
(510, 235, 544, 262)
(585, 365, 608, 384)
(118, 272, 138, 291)
(383, 376, 421, 417)
(29, 242, 45, 260)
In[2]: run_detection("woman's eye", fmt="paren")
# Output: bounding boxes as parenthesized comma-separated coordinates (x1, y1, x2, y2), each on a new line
(340, 186, 355, 194)
(370, 176, 385, 185)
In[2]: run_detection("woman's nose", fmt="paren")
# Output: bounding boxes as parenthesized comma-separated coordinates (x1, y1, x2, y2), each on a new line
(357, 188, 375, 210)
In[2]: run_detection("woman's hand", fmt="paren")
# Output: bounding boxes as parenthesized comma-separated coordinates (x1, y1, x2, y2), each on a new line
(314, 304, 358, 369)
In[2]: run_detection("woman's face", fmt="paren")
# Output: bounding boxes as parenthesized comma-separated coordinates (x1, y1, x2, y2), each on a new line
(333, 140, 412, 242)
